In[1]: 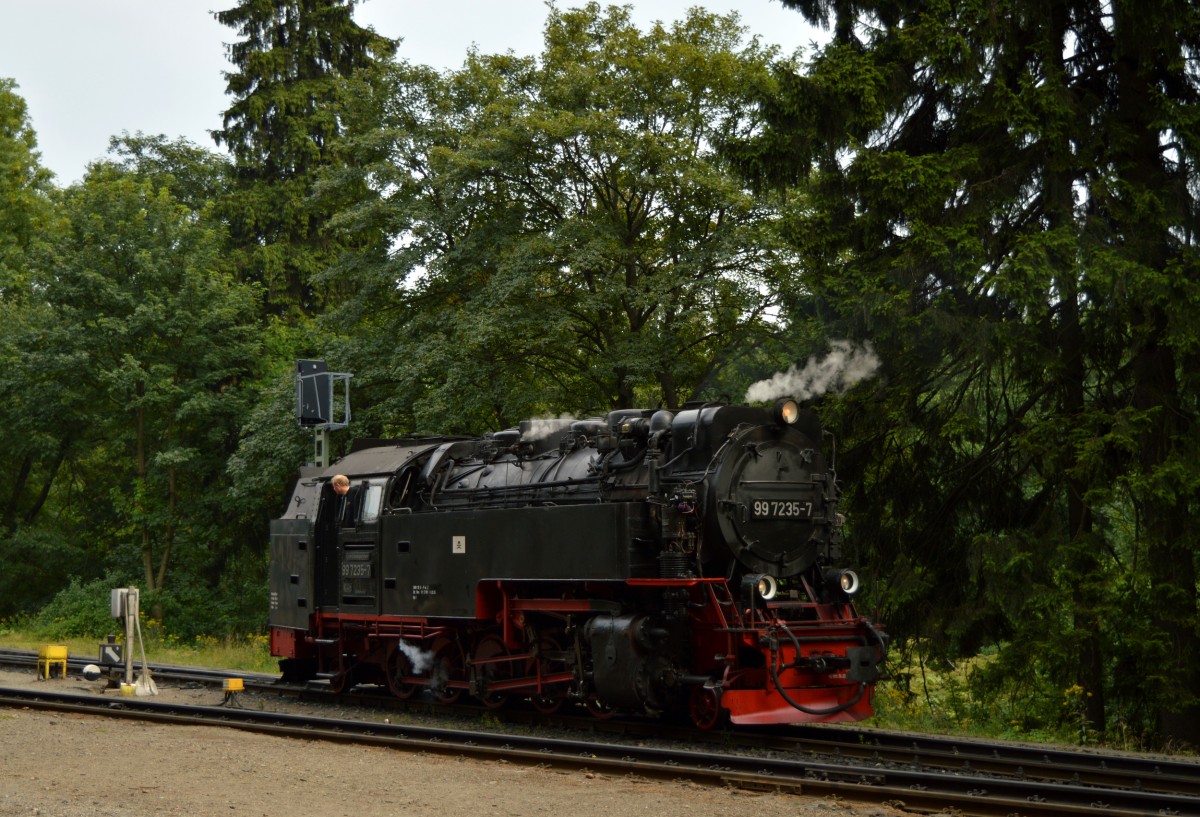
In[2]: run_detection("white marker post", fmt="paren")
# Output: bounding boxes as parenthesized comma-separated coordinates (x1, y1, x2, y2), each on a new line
(110, 588, 134, 687)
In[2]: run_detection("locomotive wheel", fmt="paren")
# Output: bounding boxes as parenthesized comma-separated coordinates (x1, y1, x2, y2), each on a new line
(584, 694, 617, 720)
(530, 689, 567, 715)
(528, 634, 568, 715)
(386, 646, 420, 700)
(472, 634, 511, 709)
(689, 685, 723, 731)
(430, 637, 465, 704)
(326, 665, 356, 695)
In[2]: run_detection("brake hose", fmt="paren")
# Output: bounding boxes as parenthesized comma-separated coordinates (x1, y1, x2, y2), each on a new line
(766, 619, 867, 716)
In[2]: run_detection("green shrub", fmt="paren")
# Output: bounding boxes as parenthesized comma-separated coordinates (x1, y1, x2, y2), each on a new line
(31, 575, 122, 639)
(0, 528, 102, 619)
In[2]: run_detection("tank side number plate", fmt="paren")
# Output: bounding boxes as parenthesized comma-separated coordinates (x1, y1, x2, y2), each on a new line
(751, 500, 813, 518)
(452, 535, 466, 554)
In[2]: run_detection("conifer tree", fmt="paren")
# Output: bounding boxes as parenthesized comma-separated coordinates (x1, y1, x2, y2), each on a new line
(213, 0, 396, 320)
(744, 0, 1200, 744)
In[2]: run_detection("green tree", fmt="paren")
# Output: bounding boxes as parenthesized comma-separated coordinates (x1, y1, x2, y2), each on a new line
(38, 152, 261, 603)
(327, 3, 795, 434)
(743, 0, 1200, 743)
(108, 132, 233, 213)
(0, 79, 53, 291)
(0, 79, 85, 615)
(0, 78, 58, 535)
(213, 0, 397, 321)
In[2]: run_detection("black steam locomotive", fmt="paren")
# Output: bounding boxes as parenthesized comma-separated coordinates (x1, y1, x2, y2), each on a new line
(268, 399, 885, 727)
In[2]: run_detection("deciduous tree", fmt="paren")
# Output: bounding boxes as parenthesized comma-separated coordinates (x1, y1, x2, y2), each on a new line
(39, 149, 260, 601)
(327, 4, 796, 432)
(0, 79, 80, 615)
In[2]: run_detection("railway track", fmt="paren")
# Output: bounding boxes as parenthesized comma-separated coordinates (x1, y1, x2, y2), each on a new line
(2, 649, 1197, 816)
(0, 684, 1191, 817)
(764, 723, 1200, 800)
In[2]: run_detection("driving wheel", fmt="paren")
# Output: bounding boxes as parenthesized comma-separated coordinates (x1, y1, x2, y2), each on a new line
(386, 644, 420, 700)
(472, 633, 511, 709)
(430, 637, 465, 704)
(689, 684, 723, 730)
(528, 634, 568, 715)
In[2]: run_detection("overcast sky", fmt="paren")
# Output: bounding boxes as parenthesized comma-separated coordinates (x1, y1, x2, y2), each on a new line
(0, 1, 820, 185)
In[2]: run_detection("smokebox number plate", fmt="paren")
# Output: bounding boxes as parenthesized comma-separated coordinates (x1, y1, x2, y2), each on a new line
(751, 499, 813, 518)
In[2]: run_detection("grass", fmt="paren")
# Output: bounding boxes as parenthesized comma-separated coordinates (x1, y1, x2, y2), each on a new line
(866, 647, 1185, 755)
(0, 628, 278, 675)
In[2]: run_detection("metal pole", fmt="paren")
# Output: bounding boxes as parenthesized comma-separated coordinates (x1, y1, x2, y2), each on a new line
(314, 427, 329, 469)
(124, 588, 136, 686)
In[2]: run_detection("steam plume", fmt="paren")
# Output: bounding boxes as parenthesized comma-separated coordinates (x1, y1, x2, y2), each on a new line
(745, 340, 880, 403)
(397, 640, 433, 674)
(522, 414, 578, 441)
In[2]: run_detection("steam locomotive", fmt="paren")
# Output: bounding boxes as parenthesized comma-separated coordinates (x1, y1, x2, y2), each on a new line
(268, 398, 885, 728)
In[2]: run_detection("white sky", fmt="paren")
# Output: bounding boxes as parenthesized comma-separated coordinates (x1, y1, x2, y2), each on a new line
(0, 1, 820, 185)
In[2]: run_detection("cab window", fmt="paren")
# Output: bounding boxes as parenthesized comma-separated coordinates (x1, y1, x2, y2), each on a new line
(360, 478, 386, 525)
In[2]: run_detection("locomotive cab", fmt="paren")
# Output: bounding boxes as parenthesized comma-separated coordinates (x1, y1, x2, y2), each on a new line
(329, 476, 389, 614)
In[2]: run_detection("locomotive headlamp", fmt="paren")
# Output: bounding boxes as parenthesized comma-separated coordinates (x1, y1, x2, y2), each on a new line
(773, 398, 800, 426)
(824, 568, 860, 596)
(743, 573, 779, 602)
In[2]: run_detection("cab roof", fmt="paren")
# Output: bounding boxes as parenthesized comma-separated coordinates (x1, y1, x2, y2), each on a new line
(320, 440, 445, 478)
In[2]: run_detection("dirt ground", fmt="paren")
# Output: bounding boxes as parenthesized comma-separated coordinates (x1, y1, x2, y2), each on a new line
(0, 669, 911, 817)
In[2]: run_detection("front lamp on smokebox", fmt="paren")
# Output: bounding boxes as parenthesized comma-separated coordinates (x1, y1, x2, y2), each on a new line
(824, 568, 861, 597)
(742, 573, 779, 603)
(772, 397, 800, 426)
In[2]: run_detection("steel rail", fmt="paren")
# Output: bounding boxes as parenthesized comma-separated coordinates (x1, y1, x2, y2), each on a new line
(1, 685, 1197, 817)
(753, 725, 1200, 798)
(4, 644, 1198, 788)
(4, 646, 1199, 804)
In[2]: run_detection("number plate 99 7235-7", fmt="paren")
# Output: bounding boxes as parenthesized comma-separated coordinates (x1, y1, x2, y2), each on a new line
(751, 499, 813, 518)
(340, 562, 372, 579)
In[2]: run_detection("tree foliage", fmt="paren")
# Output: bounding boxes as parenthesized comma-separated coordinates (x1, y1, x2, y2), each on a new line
(0, 79, 53, 290)
(0, 79, 82, 613)
(3, 2, 1198, 749)
(213, 0, 397, 320)
(17, 139, 262, 611)
(326, 3, 797, 434)
(742, 0, 1200, 743)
